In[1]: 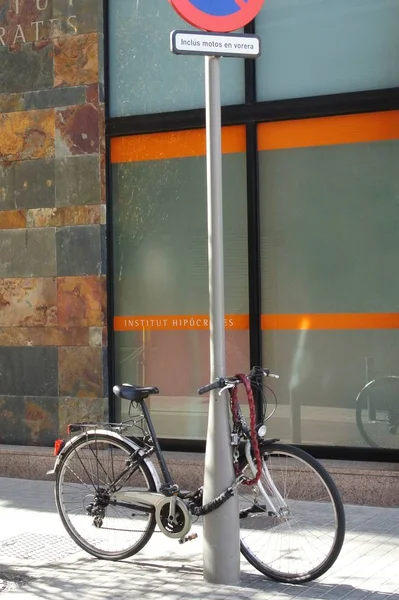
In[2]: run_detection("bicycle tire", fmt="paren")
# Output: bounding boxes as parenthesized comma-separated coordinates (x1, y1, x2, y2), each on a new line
(356, 377, 399, 449)
(55, 432, 157, 560)
(239, 443, 345, 583)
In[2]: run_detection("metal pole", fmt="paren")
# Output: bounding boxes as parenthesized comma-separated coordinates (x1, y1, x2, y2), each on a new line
(202, 55, 241, 585)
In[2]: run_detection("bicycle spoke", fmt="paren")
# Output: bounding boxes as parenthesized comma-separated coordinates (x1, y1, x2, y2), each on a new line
(56, 434, 156, 560)
(239, 444, 345, 583)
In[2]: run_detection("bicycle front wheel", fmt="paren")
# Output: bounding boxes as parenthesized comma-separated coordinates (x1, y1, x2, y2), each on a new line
(239, 443, 345, 583)
(55, 433, 157, 560)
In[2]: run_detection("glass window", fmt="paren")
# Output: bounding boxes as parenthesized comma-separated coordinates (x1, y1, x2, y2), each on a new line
(256, 0, 399, 101)
(108, 0, 245, 117)
(111, 127, 249, 439)
(259, 111, 399, 450)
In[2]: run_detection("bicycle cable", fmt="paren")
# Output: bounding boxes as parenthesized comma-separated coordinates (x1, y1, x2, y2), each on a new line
(189, 374, 263, 516)
(230, 373, 263, 486)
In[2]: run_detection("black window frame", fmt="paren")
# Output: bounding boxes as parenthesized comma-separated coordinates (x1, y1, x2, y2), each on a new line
(103, 0, 399, 462)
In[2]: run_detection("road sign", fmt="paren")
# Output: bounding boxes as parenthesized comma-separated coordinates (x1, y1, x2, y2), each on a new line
(169, 0, 265, 33)
(171, 30, 261, 58)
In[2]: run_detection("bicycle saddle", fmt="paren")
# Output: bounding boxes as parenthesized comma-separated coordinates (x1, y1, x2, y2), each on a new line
(113, 384, 159, 402)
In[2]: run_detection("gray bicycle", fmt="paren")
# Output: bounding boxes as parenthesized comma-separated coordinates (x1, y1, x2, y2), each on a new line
(48, 367, 345, 584)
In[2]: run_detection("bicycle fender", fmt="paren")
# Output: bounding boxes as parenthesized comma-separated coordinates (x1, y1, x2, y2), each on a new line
(45, 429, 161, 491)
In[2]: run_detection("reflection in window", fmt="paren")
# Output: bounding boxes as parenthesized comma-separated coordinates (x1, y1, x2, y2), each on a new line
(256, 0, 399, 101)
(111, 128, 249, 439)
(258, 113, 399, 450)
(108, 0, 245, 116)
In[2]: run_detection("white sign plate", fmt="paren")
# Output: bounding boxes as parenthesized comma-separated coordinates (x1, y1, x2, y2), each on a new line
(171, 30, 261, 59)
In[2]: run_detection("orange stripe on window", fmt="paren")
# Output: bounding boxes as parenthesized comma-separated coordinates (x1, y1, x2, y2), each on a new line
(258, 111, 399, 151)
(261, 313, 399, 330)
(111, 126, 246, 163)
(114, 313, 399, 331)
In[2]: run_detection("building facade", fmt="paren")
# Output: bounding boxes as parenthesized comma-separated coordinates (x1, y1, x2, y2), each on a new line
(1, 0, 399, 459)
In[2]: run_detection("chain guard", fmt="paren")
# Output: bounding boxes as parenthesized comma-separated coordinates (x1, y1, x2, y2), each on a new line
(155, 497, 191, 539)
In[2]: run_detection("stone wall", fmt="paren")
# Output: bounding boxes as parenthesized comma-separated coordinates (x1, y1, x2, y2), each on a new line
(0, 0, 107, 445)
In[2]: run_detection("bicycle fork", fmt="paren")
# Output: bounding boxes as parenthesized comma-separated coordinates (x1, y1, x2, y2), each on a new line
(244, 441, 289, 518)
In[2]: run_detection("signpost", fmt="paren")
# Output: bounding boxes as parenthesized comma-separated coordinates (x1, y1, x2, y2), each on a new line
(169, 0, 264, 585)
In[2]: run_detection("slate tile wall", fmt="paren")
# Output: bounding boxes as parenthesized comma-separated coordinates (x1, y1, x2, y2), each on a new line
(0, 0, 107, 446)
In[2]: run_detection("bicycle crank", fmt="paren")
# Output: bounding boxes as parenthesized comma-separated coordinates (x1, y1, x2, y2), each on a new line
(156, 497, 192, 539)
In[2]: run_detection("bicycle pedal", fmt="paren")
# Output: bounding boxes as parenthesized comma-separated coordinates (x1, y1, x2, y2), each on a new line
(178, 533, 198, 545)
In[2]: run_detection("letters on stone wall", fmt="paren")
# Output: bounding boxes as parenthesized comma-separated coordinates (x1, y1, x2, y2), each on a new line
(0, 0, 78, 46)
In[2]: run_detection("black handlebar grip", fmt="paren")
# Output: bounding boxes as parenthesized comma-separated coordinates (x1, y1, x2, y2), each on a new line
(197, 379, 222, 395)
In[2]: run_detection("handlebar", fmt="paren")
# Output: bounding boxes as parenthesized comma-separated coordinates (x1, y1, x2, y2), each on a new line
(197, 380, 223, 396)
(197, 367, 279, 396)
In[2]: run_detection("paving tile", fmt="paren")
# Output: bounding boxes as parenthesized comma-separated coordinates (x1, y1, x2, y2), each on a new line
(55, 155, 101, 206)
(55, 104, 99, 156)
(57, 275, 106, 327)
(0, 159, 55, 211)
(58, 345, 103, 397)
(0, 277, 56, 327)
(54, 33, 98, 87)
(24, 86, 86, 110)
(86, 82, 100, 105)
(0, 228, 56, 277)
(0, 396, 58, 446)
(0, 93, 24, 113)
(56, 225, 102, 276)
(0, 209, 26, 229)
(58, 396, 104, 436)
(0, 346, 58, 396)
(26, 205, 101, 227)
(0, 479, 397, 600)
(0, 327, 89, 347)
(0, 109, 55, 162)
(0, 43, 52, 94)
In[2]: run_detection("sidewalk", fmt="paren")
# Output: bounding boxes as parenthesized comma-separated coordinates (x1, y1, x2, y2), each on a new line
(0, 477, 398, 600)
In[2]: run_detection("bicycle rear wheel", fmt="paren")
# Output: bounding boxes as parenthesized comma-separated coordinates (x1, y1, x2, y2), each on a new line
(55, 433, 156, 560)
(356, 377, 399, 449)
(239, 443, 345, 583)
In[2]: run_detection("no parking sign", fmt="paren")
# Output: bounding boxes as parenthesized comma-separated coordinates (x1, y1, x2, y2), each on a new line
(169, 0, 265, 32)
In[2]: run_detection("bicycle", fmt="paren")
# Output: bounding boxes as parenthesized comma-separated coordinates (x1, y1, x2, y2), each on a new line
(47, 366, 345, 584)
(356, 375, 399, 449)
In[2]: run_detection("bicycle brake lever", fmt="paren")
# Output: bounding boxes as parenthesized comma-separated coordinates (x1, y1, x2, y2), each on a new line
(263, 369, 279, 379)
(218, 383, 235, 396)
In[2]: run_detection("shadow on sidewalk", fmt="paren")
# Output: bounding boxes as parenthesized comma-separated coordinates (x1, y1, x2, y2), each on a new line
(0, 556, 395, 600)
(0, 477, 56, 514)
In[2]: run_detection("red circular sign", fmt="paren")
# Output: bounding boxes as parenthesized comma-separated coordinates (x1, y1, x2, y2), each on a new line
(169, 0, 265, 33)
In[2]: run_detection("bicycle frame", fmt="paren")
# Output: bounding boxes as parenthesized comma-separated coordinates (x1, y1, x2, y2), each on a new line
(49, 393, 288, 534)
(139, 398, 287, 520)
(138, 400, 176, 488)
